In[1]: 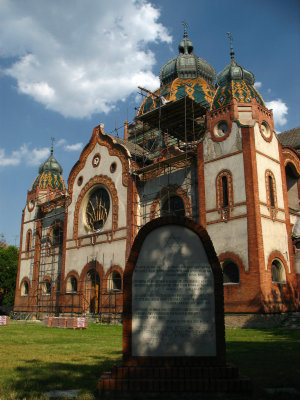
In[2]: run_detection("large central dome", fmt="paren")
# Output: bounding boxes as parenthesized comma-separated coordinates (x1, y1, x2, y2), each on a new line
(137, 29, 216, 116)
(160, 29, 215, 86)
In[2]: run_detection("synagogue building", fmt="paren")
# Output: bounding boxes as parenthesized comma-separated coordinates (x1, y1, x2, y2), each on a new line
(14, 30, 300, 316)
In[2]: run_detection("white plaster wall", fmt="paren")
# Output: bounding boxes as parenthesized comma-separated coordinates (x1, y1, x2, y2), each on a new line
(67, 143, 127, 240)
(207, 218, 249, 270)
(256, 153, 284, 208)
(261, 218, 290, 271)
(204, 153, 246, 210)
(254, 122, 279, 159)
(19, 259, 32, 284)
(65, 239, 127, 276)
(203, 122, 242, 162)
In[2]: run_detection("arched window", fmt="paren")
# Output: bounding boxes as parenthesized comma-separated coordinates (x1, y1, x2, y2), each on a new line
(21, 281, 29, 296)
(222, 260, 239, 284)
(265, 170, 277, 218)
(86, 188, 110, 231)
(25, 230, 32, 256)
(222, 176, 229, 207)
(269, 175, 275, 207)
(216, 170, 233, 220)
(107, 271, 122, 291)
(66, 276, 77, 293)
(42, 280, 51, 295)
(271, 259, 286, 283)
(161, 195, 185, 217)
(285, 163, 299, 210)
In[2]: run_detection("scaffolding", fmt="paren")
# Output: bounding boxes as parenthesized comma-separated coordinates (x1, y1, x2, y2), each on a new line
(128, 89, 206, 233)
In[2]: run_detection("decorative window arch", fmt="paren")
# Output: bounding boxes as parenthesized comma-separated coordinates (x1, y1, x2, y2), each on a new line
(25, 229, 32, 256)
(73, 175, 118, 239)
(285, 162, 299, 210)
(161, 194, 185, 217)
(265, 170, 278, 218)
(150, 185, 192, 220)
(216, 170, 234, 220)
(221, 260, 240, 284)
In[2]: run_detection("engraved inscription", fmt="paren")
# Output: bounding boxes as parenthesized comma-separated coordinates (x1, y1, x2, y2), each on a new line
(132, 226, 216, 357)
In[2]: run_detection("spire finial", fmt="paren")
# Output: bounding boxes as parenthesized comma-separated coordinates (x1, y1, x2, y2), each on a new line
(227, 32, 235, 59)
(182, 21, 188, 38)
(51, 137, 55, 155)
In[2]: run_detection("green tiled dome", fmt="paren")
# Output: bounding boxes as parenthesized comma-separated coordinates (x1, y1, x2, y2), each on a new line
(32, 151, 65, 191)
(212, 54, 265, 110)
(138, 77, 215, 116)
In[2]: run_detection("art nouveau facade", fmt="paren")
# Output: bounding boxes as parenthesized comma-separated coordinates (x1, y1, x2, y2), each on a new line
(15, 31, 300, 315)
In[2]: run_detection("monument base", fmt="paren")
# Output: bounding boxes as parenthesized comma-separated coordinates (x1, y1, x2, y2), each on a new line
(98, 361, 251, 394)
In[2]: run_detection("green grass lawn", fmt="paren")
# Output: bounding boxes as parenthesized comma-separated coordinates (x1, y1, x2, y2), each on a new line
(0, 321, 299, 399)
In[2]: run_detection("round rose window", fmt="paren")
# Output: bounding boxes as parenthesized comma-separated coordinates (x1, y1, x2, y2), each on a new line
(86, 188, 110, 231)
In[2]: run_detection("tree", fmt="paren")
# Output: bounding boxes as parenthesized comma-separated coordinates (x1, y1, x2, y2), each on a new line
(0, 245, 18, 306)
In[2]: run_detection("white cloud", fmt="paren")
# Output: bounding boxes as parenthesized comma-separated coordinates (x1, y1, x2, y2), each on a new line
(266, 99, 288, 127)
(0, 0, 171, 118)
(64, 142, 83, 152)
(254, 81, 262, 89)
(0, 144, 49, 167)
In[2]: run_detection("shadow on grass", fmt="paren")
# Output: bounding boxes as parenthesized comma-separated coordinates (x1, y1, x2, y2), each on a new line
(10, 354, 122, 399)
(226, 329, 300, 398)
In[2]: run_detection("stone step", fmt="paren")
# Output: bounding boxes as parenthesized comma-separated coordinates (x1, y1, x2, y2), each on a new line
(98, 376, 252, 393)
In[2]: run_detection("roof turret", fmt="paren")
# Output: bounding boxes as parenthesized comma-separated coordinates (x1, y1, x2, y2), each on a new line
(212, 33, 265, 110)
(159, 23, 215, 86)
(31, 139, 65, 191)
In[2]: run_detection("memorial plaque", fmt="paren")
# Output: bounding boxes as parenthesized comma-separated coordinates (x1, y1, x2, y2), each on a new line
(132, 225, 216, 356)
(99, 217, 251, 395)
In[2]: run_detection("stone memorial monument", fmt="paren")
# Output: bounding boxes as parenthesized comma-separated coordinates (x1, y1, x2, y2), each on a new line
(99, 216, 251, 394)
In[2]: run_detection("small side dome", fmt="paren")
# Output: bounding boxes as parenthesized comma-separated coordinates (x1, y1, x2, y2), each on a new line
(216, 59, 255, 88)
(31, 147, 65, 191)
(212, 36, 265, 110)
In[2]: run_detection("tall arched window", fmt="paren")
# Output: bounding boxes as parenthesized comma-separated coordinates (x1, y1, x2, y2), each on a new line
(66, 276, 77, 293)
(222, 176, 229, 207)
(107, 271, 122, 291)
(216, 170, 233, 220)
(265, 170, 277, 218)
(25, 230, 32, 256)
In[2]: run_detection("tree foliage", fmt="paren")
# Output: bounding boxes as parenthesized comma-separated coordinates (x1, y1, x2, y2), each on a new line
(0, 245, 18, 306)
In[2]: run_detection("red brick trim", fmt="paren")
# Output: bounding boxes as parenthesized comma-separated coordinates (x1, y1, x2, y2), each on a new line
(259, 121, 273, 142)
(104, 265, 123, 292)
(197, 141, 206, 228)
(241, 126, 265, 307)
(123, 216, 226, 365)
(92, 153, 101, 168)
(218, 252, 246, 272)
(68, 125, 129, 200)
(63, 270, 80, 292)
(282, 148, 300, 176)
(149, 184, 192, 219)
(256, 150, 280, 164)
(73, 174, 118, 239)
(206, 214, 247, 225)
(265, 169, 278, 219)
(204, 150, 243, 164)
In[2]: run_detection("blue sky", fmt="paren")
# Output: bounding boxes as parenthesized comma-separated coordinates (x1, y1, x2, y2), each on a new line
(0, 0, 299, 245)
